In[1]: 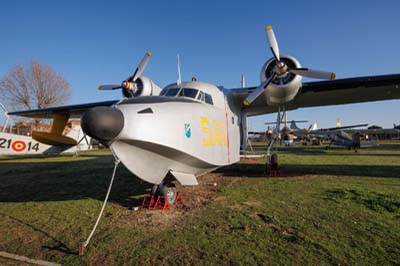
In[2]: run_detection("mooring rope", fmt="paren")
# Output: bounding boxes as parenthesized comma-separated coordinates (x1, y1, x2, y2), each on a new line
(80, 158, 120, 255)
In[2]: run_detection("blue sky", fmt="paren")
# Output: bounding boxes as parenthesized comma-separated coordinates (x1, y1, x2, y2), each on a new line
(0, 0, 399, 130)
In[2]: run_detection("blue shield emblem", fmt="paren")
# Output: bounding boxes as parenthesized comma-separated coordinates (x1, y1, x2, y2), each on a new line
(185, 123, 191, 138)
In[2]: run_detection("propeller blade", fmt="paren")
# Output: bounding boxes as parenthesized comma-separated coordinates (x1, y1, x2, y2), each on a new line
(289, 68, 336, 80)
(243, 73, 276, 106)
(265, 26, 280, 62)
(131, 51, 152, 82)
(98, 85, 122, 90)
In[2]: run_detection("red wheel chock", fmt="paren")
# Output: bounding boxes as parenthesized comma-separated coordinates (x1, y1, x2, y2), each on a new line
(141, 192, 183, 210)
(269, 168, 282, 177)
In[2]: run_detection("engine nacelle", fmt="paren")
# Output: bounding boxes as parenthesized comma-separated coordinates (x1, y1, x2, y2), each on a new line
(260, 55, 303, 105)
(122, 76, 162, 98)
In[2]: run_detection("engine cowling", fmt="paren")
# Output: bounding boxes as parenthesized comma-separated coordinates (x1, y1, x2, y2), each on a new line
(259, 55, 302, 105)
(122, 76, 162, 98)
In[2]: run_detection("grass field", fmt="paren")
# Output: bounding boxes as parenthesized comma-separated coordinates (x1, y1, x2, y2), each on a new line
(0, 145, 399, 265)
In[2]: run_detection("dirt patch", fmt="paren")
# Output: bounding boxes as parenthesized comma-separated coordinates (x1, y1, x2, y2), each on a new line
(110, 173, 241, 232)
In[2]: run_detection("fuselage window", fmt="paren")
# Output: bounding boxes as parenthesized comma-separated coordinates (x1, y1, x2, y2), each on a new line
(205, 93, 214, 105)
(179, 88, 198, 99)
(165, 88, 180, 97)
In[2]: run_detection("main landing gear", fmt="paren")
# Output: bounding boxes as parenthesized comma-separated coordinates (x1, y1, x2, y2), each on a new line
(151, 182, 177, 205)
(265, 106, 283, 176)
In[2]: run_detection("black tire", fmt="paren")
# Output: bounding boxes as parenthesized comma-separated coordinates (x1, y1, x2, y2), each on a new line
(159, 182, 177, 205)
(150, 184, 159, 196)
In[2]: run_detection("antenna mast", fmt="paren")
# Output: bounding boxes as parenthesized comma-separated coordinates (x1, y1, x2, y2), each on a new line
(241, 74, 245, 88)
(177, 54, 182, 86)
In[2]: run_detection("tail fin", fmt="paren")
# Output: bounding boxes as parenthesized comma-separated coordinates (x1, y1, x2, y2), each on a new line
(311, 123, 318, 131)
(290, 120, 300, 130)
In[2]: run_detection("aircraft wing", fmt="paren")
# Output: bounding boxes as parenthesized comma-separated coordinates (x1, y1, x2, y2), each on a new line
(313, 124, 369, 132)
(345, 128, 400, 135)
(293, 74, 400, 109)
(8, 100, 119, 119)
(230, 74, 400, 116)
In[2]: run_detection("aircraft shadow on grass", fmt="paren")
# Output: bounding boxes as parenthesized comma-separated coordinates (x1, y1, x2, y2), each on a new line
(0, 211, 78, 255)
(0, 154, 152, 256)
(252, 146, 400, 157)
(217, 162, 400, 178)
(0, 154, 152, 206)
(0, 153, 399, 205)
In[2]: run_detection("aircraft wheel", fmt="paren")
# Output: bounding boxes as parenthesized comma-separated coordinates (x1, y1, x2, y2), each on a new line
(160, 182, 177, 205)
(150, 184, 159, 196)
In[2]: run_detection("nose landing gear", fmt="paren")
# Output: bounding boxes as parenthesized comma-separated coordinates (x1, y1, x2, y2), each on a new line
(151, 182, 177, 205)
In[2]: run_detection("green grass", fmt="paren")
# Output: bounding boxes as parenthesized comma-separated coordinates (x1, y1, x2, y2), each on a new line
(0, 145, 400, 265)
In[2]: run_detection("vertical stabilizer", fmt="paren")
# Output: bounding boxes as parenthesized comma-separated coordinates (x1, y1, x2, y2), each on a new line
(336, 118, 341, 128)
(311, 123, 318, 131)
(290, 120, 300, 130)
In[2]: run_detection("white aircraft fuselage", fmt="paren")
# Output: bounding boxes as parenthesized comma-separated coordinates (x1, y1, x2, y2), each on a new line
(83, 81, 242, 186)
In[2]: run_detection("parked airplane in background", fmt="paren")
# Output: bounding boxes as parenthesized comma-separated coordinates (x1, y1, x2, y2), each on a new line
(264, 112, 308, 146)
(0, 124, 91, 155)
(0, 104, 91, 155)
(307, 123, 371, 151)
(9, 25, 400, 204)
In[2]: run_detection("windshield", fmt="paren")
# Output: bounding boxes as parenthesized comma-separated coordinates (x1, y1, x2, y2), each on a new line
(178, 88, 198, 99)
(164, 88, 180, 97)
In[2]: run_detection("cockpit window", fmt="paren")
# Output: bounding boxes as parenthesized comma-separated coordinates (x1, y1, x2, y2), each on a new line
(160, 89, 168, 96)
(165, 88, 180, 97)
(179, 88, 198, 99)
(197, 91, 204, 101)
(205, 93, 213, 105)
(162, 87, 212, 104)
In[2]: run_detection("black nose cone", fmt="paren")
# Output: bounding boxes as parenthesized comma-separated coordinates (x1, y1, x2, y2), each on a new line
(81, 106, 124, 145)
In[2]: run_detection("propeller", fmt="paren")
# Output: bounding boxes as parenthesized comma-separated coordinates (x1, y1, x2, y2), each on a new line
(289, 68, 336, 80)
(98, 51, 152, 93)
(243, 73, 276, 106)
(266, 25, 280, 62)
(243, 26, 336, 106)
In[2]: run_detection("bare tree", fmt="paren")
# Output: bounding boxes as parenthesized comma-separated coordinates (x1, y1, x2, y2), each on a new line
(0, 59, 71, 112)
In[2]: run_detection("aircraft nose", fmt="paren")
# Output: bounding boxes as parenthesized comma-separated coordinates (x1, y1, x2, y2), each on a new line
(81, 106, 124, 145)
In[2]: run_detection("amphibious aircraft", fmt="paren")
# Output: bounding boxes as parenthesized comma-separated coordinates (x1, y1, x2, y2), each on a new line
(9, 26, 400, 204)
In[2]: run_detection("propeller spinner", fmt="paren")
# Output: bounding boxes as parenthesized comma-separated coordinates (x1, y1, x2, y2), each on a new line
(98, 51, 152, 94)
(243, 26, 336, 106)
